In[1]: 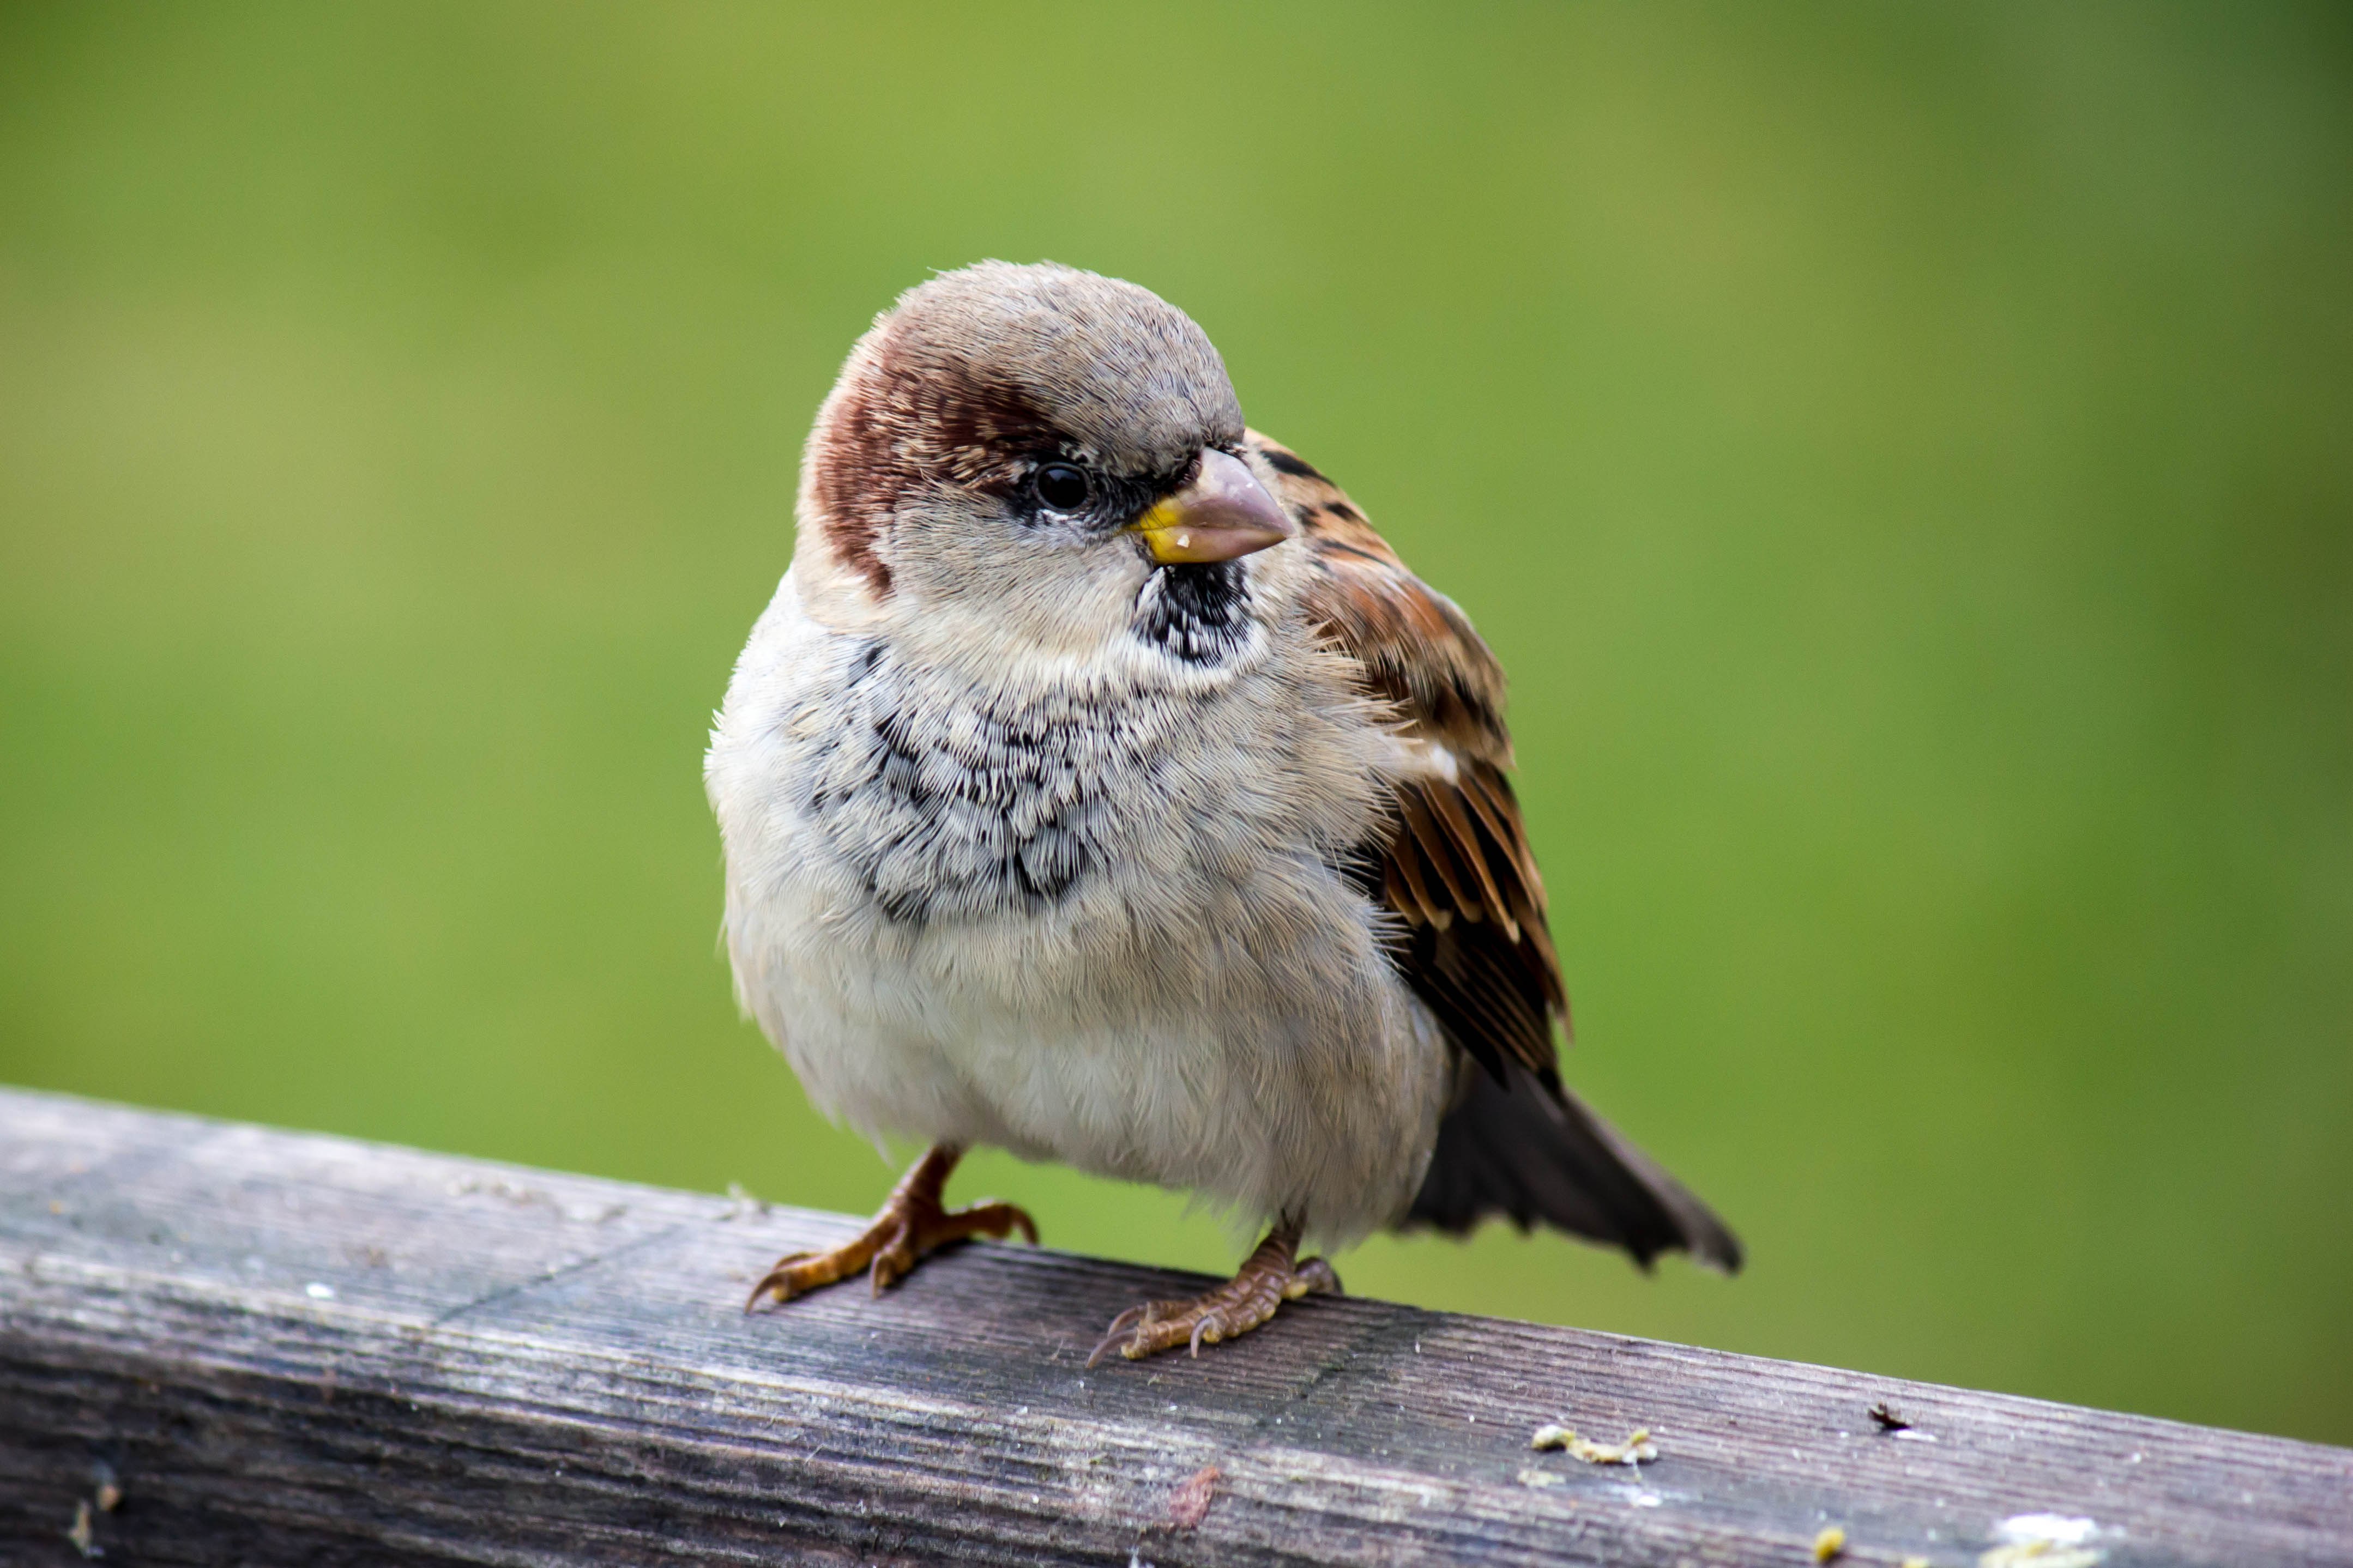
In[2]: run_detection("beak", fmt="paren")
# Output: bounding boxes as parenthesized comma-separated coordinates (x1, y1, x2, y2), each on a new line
(1127, 448, 1297, 565)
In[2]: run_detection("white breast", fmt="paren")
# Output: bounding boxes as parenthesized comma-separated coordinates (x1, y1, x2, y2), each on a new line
(705, 567, 1453, 1249)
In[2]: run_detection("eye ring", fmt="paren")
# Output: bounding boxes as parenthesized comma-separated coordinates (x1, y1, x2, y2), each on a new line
(1033, 462, 1092, 512)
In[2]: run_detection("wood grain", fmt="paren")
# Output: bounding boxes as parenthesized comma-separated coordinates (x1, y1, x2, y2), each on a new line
(3, 1087, 2346, 1565)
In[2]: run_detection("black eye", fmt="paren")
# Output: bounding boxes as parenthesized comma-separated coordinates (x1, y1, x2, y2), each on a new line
(1034, 463, 1091, 512)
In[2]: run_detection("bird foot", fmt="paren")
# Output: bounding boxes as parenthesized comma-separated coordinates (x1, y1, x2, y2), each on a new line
(1087, 1227, 1339, 1366)
(745, 1145, 1035, 1311)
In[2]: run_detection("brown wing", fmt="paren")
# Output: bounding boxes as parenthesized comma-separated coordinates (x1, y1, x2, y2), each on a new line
(1247, 429, 1743, 1270)
(1245, 429, 1566, 1089)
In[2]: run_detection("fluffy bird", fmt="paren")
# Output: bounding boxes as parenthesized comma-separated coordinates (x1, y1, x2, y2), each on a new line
(706, 262, 1739, 1364)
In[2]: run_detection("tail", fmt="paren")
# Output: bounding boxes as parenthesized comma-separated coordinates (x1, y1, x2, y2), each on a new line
(1403, 1061, 1743, 1272)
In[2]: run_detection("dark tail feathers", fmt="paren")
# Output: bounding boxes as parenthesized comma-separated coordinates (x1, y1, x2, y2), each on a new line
(1403, 1062, 1743, 1272)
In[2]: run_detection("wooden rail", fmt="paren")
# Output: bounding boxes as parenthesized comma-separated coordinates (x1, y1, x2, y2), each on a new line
(3, 1087, 2346, 1565)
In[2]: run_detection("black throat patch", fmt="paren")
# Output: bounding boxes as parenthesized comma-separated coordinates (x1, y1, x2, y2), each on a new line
(1133, 561, 1251, 665)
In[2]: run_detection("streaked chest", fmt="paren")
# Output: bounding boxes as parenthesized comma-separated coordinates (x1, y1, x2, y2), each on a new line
(787, 640, 1174, 927)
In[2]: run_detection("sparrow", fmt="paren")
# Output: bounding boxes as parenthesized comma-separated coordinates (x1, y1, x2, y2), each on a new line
(706, 261, 1739, 1364)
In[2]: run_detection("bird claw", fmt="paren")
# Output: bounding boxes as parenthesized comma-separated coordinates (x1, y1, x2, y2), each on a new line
(744, 1148, 1035, 1313)
(1084, 1235, 1340, 1367)
(1085, 1304, 1150, 1367)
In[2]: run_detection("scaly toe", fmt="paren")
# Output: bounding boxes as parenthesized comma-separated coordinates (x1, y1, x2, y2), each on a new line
(1287, 1257, 1342, 1299)
(745, 1251, 821, 1311)
(1086, 1304, 1150, 1368)
(868, 1221, 918, 1296)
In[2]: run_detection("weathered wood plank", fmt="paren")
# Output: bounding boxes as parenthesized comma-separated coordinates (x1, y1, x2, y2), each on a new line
(2, 1087, 2346, 1566)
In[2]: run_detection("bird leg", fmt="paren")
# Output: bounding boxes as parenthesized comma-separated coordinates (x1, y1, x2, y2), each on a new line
(744, 1143, 1036, 1311)
(1086, 1219, 1340, 1366)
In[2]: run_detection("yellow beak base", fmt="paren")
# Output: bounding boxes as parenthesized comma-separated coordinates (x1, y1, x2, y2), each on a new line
(1129, 448, 1297, 565)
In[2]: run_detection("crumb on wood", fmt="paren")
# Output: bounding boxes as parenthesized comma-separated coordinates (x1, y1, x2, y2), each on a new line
(1166, 1464, 1220, 1530)
(722, 1182, 773, 1220)
(1813, 1524, 1848, 1561)
(1529, 1425, 1657, 1465)
(67, 1499, 99, 1558)
(92, 1460, 122, 1512)
(447, 1173, 624, 1224)
(1978, 1513, 2111, 1568)
(1515, 1467, 1567, 1490)
(1872, 1399, 1939, 1443)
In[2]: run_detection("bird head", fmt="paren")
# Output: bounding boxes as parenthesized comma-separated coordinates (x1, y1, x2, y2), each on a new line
(794, 262, 1296, 674)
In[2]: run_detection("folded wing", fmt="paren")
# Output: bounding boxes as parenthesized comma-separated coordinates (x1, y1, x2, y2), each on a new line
(1248, 430, 1741, 1272)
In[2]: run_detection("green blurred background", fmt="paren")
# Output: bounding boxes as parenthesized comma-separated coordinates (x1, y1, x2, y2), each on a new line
(3, 3, 2348, 1444)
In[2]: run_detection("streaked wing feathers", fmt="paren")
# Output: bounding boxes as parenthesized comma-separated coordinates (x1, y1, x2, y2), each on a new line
(1246, 429, 1566, 1087)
